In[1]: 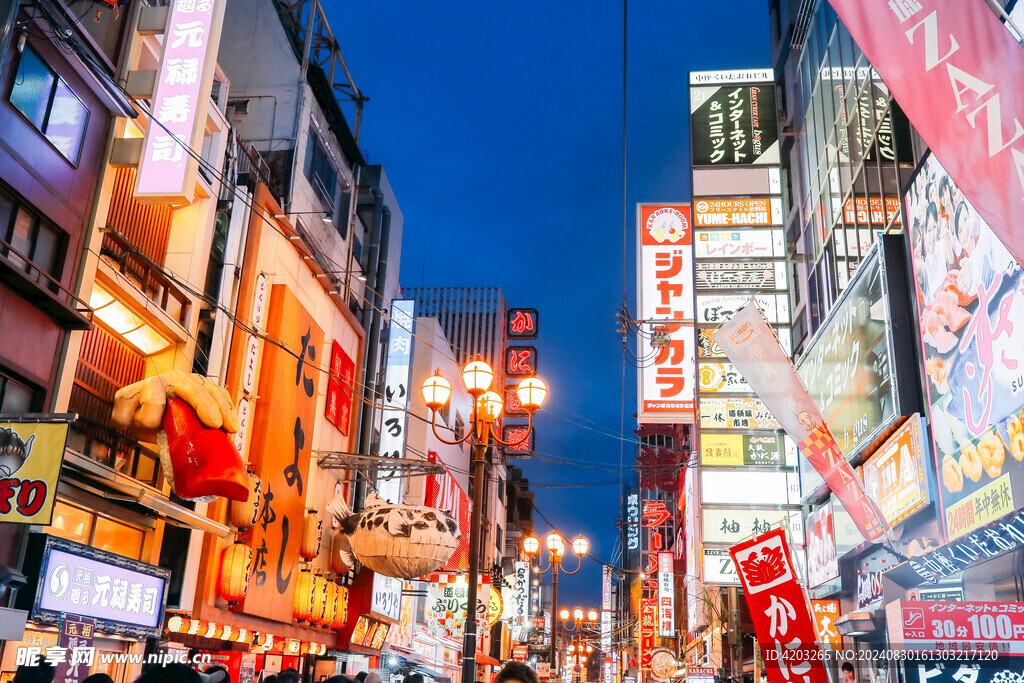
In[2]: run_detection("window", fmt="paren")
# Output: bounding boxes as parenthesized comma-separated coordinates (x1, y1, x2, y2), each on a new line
(497, 476, 505, 503)
(495, 524, 503, 553)
(0, 187, 66, 282)
(303, 127, 338, 211)
(45, 500, 146, 560)
(0, 369, 38, 413)
(10, 46, 90, 163)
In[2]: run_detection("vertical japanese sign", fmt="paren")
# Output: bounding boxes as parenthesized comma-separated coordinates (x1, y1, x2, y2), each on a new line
(601, 565, 613, 683)
(54, 616, 95, 683)
(639, 598, 657, 671)
(657, 552, 674, 637)
(325, 340, 356, 435)
(689, 81, 779, 166)
(136, 0, 225, 201)
(711, 303, 889, 541)
(501, 561, 530, 625)
(625, 491, 641, 561)
(728, 529, 828, 683)
(245, 285, 323, 622)
(905, 154, 1024, 541)
(824, 0, 1024, 270)
(378, 300, 414, 504)
(637, 204, 696, 423)
(508, 308, 539, 340)
(425, 452, 471, 570)
(642, 500, 674, 595)
(809, 600, 842, 650)
(233, 272, 268, 455)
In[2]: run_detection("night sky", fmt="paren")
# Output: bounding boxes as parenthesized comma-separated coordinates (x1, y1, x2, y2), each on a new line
(329, 1, 771, 605)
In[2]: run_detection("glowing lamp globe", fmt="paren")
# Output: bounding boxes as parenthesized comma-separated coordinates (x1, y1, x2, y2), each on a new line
(586, 645, 593, 653)
(522, 535, 540, 555)
(516, 376, 548, 411)
(421, 371, 452, 410)
(573, 608, 584, 622)
(546, 532, 565, 556)
(568, 645, 576, 654)
(476, 391, 504, 422)
(462, 360, 494, 396)
(559, 608, 571, 621)
(572, 535, 590, 556)
(587, 609, 599, 622)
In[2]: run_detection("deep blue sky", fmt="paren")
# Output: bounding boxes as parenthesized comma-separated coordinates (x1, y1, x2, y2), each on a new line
(330, 1, 772, 605)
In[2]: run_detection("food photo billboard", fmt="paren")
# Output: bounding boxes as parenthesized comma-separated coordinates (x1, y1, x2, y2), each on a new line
(905, 154, 1024, 541)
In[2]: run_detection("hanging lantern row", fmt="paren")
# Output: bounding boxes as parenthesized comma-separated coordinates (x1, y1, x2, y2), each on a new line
(292, 572, 348, 629)
(165, 617, 327, 655)
(229, 473, 262, 532)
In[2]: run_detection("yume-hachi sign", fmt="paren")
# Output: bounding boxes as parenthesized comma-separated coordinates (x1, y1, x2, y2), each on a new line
(136, 0, 225, 201)
(886, 600, 1024, 654)
(693, 198, 782, 227)
(712, 303, 889, 541)
(0, 421, 70, 525)
(824, 0, 1024, 268)
(729, 529, 828, 683)
(637, 204, 696, 423)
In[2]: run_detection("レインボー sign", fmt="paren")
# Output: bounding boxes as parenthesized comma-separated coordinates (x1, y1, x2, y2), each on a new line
(729, 529, 828, 683)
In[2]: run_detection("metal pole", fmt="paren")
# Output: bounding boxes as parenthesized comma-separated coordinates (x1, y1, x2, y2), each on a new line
(550, 563, 559, 673)
(461, 439, 487, 683)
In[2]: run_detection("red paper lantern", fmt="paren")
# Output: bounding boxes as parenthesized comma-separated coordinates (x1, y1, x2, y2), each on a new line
(218, 543, 253, 605)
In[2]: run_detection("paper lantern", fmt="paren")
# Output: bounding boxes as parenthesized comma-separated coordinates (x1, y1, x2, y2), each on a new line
(325, 495, 460, 579)
(293, 571, 316, 622)
(204, 622, 219, 638)
(300, 509, 323, 561)
(166, 615, 190, 633)
(220, 625, 233, 641)
(310, 574, 327, 625)
(235, 628, 251, 644)
(330, 533, 352, 574)
(323, 581, 338, 630)
(187, 619, 203, 636)
(218, 543, 253, 605)
(332, 585, 349, 630)
(229, 473, 262, 531)
(258, 634, 273, 650)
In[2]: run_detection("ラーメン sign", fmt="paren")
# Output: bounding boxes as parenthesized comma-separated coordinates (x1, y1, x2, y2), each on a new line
(637, 204, 696, 423)
(0, 420, 70, 525)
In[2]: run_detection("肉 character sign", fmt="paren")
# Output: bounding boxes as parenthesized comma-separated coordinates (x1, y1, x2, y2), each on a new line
(729, 529, 828, 683)
(636, 204, 695, 424)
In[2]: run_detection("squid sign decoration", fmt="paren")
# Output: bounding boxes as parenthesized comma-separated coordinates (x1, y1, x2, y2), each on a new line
(112, 370, 249, 502)
(326, 493, 461, 580)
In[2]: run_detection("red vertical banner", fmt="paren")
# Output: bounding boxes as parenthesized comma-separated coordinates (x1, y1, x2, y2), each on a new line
(729, 529, 828, 683)
(639, 598, 657, 671)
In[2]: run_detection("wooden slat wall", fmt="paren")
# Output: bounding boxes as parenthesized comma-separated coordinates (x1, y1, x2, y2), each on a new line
(105, 167, 173, 266)
(70, 326, 145, 424)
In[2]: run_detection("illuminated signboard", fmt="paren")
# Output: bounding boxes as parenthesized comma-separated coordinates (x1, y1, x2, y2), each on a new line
(504, 384, 527, 417)
(657, 552, 674, 637)
(795, 236, 921, 461)
(377, 300, 415, 504)
(507, 308, 538, 340)
(699, 432, 789, 467)
(0, 421, 70, 525)
(697, 293, 790, 325)
(695, 260, 788, 292)
(698, 361, 751, 394)
(694, 229, 786, 260)
(698, 396, 782, 430)
(505, 346, 537, 376)
(136, 0, 225, 201)
(325, 340, 355, 435)
(805, 502, 839, 588)
(637, 204, 696, 424)
(842, 197, 902, 225)
(860, 416, 930, 526)
(700, 469, 800, 506)
(502, 426, 534, 455)
(693, 197, 783, 227)
(701, 508, 803, 545)
(690, 82, 779, 166)
(699, 326, 792, 359)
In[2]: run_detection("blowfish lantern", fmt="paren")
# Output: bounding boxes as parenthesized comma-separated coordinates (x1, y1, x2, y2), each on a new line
(325, 493, 461, 579)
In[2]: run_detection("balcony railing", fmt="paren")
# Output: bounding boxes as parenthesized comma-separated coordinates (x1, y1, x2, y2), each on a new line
(0, 234, 93, 329)
(100, 228, 192, 327)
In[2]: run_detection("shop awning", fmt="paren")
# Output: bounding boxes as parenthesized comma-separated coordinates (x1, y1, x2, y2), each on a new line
(475, 653, 501, 667)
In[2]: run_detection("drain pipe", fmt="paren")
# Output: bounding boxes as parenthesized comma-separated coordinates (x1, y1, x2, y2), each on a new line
(352, 185, 388, 512)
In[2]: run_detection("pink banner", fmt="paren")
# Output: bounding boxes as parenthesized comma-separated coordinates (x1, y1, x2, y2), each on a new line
(711, 303, 888, 540)
(826, 0, 1024, 266)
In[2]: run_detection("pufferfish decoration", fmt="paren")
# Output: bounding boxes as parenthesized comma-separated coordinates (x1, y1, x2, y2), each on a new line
(325, 493, 461, 580)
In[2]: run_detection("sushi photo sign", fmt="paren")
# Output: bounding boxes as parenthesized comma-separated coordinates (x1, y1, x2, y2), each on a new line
(905, 153, 1024, 542)
(0, 420, 71, 525)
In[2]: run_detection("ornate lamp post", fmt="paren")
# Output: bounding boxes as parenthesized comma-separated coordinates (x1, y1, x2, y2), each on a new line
(522, 532, 589, 673)
(422, 361, 548, 683)
(562, 608, 599, 683)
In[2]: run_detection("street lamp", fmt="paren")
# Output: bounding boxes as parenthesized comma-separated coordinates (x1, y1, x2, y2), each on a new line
(522, 530, 588, 673)
(422, 361, 547, 683)
(560, 608, 601, 683)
